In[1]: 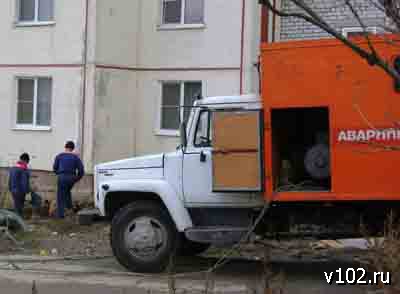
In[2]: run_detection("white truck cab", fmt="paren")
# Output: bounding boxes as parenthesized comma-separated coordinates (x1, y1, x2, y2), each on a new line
(94, 94, 265, 273)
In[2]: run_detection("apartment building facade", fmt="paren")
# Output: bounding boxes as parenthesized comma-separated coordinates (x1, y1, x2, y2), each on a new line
(0, 0, 91, 172)
(0, 0, 262, 175)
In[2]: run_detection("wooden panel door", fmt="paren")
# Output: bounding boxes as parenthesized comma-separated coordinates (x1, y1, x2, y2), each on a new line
(212, 110, 264, 192)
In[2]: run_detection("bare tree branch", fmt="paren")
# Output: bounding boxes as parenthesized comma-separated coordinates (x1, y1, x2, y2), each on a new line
(343, 0, 379, 59)
(367, 0, 386, 13)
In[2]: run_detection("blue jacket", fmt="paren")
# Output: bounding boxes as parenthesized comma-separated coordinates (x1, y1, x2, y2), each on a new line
(8, 166, 31, 195)
(53, 152, 85, 181)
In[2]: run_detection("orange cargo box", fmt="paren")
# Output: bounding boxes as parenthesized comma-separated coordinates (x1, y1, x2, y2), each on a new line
(260, 36, 400, 203)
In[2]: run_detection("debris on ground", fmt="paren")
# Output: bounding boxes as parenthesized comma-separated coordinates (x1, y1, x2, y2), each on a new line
(0, 209, 27, 232)
(0, 209, 384, 269)
(0, 216, 111, 257)
(311, 239, 344, 250)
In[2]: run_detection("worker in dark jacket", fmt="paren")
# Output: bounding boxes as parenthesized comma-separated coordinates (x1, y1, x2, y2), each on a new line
(53, 141, 84, 218)
(8, 153, 31, 217)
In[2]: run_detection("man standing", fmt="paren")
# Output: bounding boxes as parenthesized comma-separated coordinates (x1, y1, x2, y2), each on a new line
(53, 141, 84, 218)
(8, 153, 31, 217)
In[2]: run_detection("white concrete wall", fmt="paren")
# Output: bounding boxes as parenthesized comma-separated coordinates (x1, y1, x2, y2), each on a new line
(93, 68, 137, 164)
(92, 0, 140, 165)
(242, 0, 261, 94)
(0, 1, 87, 171)
(0, 0, 86, 64)
(138, 0, 242, 68)
(92, 0, 262, 163)
(95, 0, 140, 66)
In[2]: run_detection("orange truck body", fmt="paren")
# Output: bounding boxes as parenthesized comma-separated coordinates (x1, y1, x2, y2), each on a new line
(260, 36, 400, 203)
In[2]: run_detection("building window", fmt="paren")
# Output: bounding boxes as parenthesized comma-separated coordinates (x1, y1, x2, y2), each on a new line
(17, 0, 54, 24)
(342, 27, 377, 38)
(162, 0, 204, 25)
(160, 81, 202, 133)
(16, 77, 52, 128)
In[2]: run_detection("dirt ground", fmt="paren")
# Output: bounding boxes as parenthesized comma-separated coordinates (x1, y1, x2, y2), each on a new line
(0, 216, 112, 257)
(0, 215, 364, 262)
(0, 216, 393, 294)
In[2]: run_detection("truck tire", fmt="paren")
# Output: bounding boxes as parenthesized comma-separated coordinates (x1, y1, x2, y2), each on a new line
(110, 201, 179, 273)
(179, 235, 210, 256)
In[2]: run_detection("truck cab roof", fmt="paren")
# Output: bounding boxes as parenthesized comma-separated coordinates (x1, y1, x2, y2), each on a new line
(197, 94, 260, 107)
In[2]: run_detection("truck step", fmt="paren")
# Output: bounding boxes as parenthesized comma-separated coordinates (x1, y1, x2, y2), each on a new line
(77, 208, 103, 226)
(184, 226, 251, 246)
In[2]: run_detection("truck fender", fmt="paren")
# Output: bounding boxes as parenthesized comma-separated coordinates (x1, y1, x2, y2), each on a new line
(100, 179, 193, 232)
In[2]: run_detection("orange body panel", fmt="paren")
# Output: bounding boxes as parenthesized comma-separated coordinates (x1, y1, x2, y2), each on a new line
(261, 36, 400, 202)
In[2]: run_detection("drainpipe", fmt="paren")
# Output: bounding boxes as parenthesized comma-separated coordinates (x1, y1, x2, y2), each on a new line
(272, 0, 276, 42)
(239, 0, 246, 95)
(258, 5, 269, 96)
(80, 0, 90, 162)
(261, 4, 269, 43)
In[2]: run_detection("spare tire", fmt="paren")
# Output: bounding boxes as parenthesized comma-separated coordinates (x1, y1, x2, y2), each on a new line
(304, 143, 330, 180)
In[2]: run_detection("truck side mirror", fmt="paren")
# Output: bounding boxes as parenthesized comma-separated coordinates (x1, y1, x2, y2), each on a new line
(179, 122, 188, 148)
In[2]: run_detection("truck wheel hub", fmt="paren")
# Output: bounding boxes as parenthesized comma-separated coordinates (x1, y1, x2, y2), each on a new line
(124, 217, 167, 260)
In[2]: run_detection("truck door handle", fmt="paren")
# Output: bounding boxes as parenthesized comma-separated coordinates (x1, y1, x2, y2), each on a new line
(213, 148, 258, 154)
(200, 151, 206, 162)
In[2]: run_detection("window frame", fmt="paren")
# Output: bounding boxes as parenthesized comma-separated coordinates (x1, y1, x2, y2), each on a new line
(16, 0, 55, 27)
(159, 0, 205, 30)
(342, 27, 377, 38)
(157, 80, 202, 136)
(14, 76, 52, 131)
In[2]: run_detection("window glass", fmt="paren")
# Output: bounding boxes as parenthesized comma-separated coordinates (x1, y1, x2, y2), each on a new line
(163, 0, 182, 24)
(343, 27, 376, 38)
(17, 102, 34, 124)
(183, 82, 201, 123)
(160, 81, 203, 131)
(37, 78, 52, 126)
(16, 78, 52, 126)
(20, 0, 35, 21)
(17, 79, 34, 124)
(195, 111, 211, 147)
(161, 83, 181, 130)
(184, 0, 204, 24)
(38, 0, 54, 21)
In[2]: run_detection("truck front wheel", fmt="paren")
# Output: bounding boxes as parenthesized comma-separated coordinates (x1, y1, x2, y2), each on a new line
(111, 201, 179, 273)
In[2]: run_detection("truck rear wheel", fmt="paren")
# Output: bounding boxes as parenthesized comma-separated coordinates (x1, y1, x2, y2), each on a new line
(111, 201, 179, 273)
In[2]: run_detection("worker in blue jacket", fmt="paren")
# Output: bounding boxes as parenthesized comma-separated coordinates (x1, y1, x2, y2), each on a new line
(53, 141, 84, 218)
(8, 153, 31, 217)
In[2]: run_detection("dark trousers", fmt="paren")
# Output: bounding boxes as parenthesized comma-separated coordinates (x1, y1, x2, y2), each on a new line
(56, 175, 76, 218)
(11, 192, 26, 217)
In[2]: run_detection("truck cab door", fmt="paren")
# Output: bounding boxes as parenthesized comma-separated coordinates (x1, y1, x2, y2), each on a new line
(182, 109, 264, 205)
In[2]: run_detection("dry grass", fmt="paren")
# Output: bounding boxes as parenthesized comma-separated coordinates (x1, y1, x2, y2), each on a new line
(359, 212, 400, 293)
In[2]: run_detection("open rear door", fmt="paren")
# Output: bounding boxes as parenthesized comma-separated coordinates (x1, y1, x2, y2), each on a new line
(212, 110, 264, 192)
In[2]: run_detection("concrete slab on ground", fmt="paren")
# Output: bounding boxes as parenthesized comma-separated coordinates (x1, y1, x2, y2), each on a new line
(0, 254, 372, 294)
